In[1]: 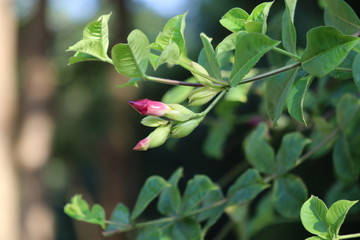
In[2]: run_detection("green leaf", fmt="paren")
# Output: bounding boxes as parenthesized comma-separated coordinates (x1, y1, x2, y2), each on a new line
(216, 32, 239, 56)
(336, 94, 360, 133)
(64, 195, 106, 229)
(324, 0, 360, 35)
(170, 218, 202, 240)
(300, 196, 331, 239)
(112, 29, 150, 78)
(181, 175, 217, 214)
(244, 123, 276, 174)
(225, 83, 252, 102)
(286, 75, 313, 124)
(282, 0, 297, 54)
(227, 169, 269, 206)
(326, 199, 358, 236)
(105, 203, 130, 233)
(196, 188, 225, 232)
(301, 26, 360, 77)
(265, 67, 300, 124)
(137, 227, 162, 240)
(247, 1, 274, 34)
(273, 174, 308, 218)
(67, 13, 112, 63)
(161, 77, 196, 104)
(308, 117, 336, 158)
(152, 12, 187, 52)
(131, 176, 170, 221)
(275, 132, 309, 175)
(200, 33, 223, 80)
(68, 52, 99, 65)
(353, 53, 360, 92)
(220, 8, 249, 32)
(157, 168, 183, 216)
(333, 134, 358, 182)
(305, 237, 325, 240)
(116, 77, 141, 88)
(151, 43, 180, 70)
(230, 32, 280, 87)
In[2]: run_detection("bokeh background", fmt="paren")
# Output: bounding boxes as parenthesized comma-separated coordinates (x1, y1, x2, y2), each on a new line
(0, 0, 359, 240)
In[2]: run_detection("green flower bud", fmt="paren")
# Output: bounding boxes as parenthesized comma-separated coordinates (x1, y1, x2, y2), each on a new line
(188, 87, 221, 106)
(141, 116, 169, 127)
(165, 104, 196, 121)
(190, 62, 213, 86)
(171, 117, 204, 138)
(148, 125, 171, 148)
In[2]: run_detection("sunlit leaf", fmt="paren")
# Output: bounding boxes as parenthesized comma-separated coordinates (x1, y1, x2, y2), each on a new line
(112, 29, 150, 77)
(326, 199, 358, 235)
(220, 8, 249, 32)
(200, 33, 223, 80)
(216, 32, 239, 56)
(246, 1, 274, 34)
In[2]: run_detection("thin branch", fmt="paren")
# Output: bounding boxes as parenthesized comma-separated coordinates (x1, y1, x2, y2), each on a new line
(145, 75, 205, 87)
(237, 62, 301, 85)
(339, 233, 360, 239)
(273, 47, 301, 60)
(335, 67, 352, 72)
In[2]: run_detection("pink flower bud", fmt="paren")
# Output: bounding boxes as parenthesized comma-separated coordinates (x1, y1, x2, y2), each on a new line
(133, 137, 151, 151)
(128, 99, 170, 116)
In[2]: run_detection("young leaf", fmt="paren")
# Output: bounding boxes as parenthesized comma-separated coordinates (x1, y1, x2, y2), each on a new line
(246, 1, 274, 34)
(282, 0, 297, 54)
(67, 13, 112, 63)
(151, 12, 187, 52)
(301, 26, 360, 77)
(157, 168, 183, 216)
(353, 53, 360, 92)
(300, 196, 331, 239)
(64, 195, 106, 229)
(170, 218, 202, 240)
(181, 175, 217, 214)
(137, 227, 162, 240)
(112, 29, 150, 78)
(336, 94, 360, 133)
(244, 123, 276, 174)
(332, 134, 358, 182)
(219, 8, 249, 32)
(151, 43, 180, 70)
(227, 169, 269, 206)
(131, 176, 170, 221)
(305, 237, 326, 240)
(286, 75, 313, 124)
(324, 0, 360, 35)
(265, 67, 300, 125)
(273, 174, 308, 218)
(200, 33, 223, 80)
(225, 83, 252, 102)
(216, 32, 239, 56)
(105, 203, 131, 233)
(230, 32, 280, 87)
(326, 199, 358, 236)
(275, 132, 310, 175)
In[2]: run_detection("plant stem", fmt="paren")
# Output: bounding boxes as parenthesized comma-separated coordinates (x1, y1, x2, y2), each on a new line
(273, 47, 301, 60)
(145, 75, 204, 87)
(213, 220, 235, 240)
(201, 90, 227, 116)
(296, 127, 339, 165)
(338, 233, 360, 239)
(237, 62, 301, 85)
(335, 67, 352, 72)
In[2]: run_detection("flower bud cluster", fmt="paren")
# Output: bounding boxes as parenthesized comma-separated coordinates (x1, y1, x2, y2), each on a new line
(129, 99, 203, 151)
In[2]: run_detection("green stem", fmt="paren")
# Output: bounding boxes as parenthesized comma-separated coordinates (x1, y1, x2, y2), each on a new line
(338, 233, 360, 239)
(273, 47, 301, 60)
(237, 62, 301, 85)
(201, 90, 227, 116)
(105, 58, 114, 65)
(213, 220, 235, 240)
(145, 75, 204, 87)
(335, 67, 352, 72)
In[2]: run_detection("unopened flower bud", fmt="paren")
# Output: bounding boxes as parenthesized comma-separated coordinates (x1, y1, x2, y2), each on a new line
(165, 104, 196, 121)
(188, 87, 221, 106)
(133, 125, 171, 151)
(190, 62, 213, 86)
(171, 117, 204, 138)
(128, 99, 170, 116)
(141, 116, 169, 127)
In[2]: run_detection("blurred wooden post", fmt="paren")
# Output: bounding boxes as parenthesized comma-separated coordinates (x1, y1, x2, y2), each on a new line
(0, 1, 20, 240)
